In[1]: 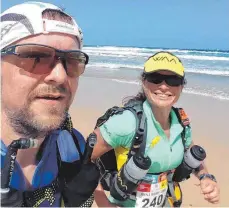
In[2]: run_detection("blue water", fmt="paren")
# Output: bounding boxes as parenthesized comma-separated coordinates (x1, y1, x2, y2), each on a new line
(82, 46, 229, 101)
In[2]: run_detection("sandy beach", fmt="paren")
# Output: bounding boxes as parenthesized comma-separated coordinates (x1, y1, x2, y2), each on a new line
(70, 76, 229, 207)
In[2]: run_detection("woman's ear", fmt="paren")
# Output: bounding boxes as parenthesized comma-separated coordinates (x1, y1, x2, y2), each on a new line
(142, 80, 147, 91)
(142, 81, 151, 99)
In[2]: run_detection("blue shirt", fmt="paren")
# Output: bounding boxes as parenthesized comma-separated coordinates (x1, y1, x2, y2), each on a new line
(0, 129, 85, 207)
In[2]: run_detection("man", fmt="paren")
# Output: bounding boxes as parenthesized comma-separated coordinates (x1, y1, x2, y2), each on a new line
(1, 1, 99, 207)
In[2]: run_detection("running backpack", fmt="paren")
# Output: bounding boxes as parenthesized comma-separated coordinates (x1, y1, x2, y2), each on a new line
(94, 100, 191, 192)
(1, 116, 100, 207)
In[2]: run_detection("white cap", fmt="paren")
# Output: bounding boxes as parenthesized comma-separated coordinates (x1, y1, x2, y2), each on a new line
(0, 1, 83, 50)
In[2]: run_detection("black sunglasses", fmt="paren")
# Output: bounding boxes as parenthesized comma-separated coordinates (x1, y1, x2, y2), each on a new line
(1, 44, 89, 77)
(144, 72, 185, 87)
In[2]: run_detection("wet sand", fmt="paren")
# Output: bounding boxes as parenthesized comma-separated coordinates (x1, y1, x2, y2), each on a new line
(70, 76, 229, 207)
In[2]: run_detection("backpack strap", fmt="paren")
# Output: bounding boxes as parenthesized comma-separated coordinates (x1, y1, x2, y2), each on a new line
(165, 108, 191, 207)
(95, 106, 125, 129)
(172, 107, 190, 150)
(124, 102, 147, 158)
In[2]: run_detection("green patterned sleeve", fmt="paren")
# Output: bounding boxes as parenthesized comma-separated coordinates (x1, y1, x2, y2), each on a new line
(99, 110, 137, 148)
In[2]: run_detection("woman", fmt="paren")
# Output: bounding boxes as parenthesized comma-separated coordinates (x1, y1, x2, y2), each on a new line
(91, 51, 220, 207)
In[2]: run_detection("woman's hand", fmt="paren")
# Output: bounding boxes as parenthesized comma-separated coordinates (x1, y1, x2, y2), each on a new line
(94, 184, 119, 207)
(200, 178, 220, 204)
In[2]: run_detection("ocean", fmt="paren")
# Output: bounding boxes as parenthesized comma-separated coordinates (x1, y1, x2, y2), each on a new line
(82, 46, 229, 101)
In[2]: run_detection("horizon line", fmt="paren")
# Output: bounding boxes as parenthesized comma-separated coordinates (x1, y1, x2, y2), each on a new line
(83, 44, 229, 53)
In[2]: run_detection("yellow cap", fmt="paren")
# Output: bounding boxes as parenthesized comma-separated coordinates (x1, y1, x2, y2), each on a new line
(144, 51, 185, 77)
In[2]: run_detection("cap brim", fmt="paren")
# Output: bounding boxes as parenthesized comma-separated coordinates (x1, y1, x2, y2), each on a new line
(143, 68, 184, 77)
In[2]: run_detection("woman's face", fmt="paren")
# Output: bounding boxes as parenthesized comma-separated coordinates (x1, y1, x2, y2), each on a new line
(143, 70, 184, 109)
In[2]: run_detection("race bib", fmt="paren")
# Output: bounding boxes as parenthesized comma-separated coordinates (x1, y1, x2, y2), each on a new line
(135, 173, 168, 208)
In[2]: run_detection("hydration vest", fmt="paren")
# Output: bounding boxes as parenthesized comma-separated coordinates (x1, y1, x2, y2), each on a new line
(95, 100, 191, 207)
(1, 115, 99, 207)
(23, 131, 95, 207)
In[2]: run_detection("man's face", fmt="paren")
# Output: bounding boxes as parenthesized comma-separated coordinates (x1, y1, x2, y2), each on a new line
(1, 33, 81, 137)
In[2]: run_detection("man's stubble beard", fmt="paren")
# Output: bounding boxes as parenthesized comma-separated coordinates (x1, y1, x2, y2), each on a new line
(4, 102, 69, 139)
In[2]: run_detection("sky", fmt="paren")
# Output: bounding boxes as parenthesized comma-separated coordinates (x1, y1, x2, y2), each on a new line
(1, 0, 229, 51)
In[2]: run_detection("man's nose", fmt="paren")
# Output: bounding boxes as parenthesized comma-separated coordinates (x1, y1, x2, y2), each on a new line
(44, 59, 68, 85)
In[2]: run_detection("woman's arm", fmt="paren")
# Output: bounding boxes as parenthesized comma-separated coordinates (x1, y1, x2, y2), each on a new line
(91, 128, 113, 161)
(90, 111, 136, 207)
(91, 128, 119, 207)
(191, 141, 220, 204)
